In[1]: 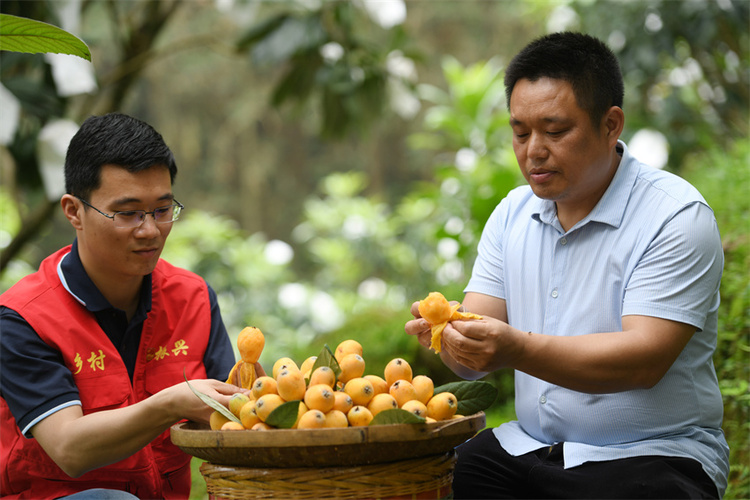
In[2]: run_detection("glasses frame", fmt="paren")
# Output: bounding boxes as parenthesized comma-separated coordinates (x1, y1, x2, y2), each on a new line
(75, 196, 184, 229)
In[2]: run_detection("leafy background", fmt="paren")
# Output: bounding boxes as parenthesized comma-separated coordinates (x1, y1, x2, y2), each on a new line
(1, 1, 747, 498)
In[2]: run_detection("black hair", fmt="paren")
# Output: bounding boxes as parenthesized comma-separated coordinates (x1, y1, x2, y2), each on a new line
(64, 113, 177, 199)
(504, 32, 624, 126)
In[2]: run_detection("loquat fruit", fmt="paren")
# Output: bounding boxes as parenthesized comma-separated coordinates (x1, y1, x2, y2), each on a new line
(364, 374, 388, 395)
(389, 379, 417, 408)
(297, 409, 327, 429)
(384, 358, 412, 388)
(347, 405, 374, 427)
(228, 392, 251, 418)
(277, 368, 306, 402)
(254, 393, 285, 422)
(367, 393, 399, 416)
(272, 357, 299, 379)
(411, 375, 434, 404)
(426, 392, 458, 421)
(309, 366, 336, 388)
(304, 384, 335, 413)
(221, 421, 245, 431)
(338, 353, 366, 384)
(239, 400, 260, 429)
(343, 377, 375, 406)
(252, 376, 278, 400)
(401, 399, 428, 418)
(334, 339, 363, 362)
(209, 410, 230, 430)
(325, 409, 349, 428)
(332, 391, 354, 414)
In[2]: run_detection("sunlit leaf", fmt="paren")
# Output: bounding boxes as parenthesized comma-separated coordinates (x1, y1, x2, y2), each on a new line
(0, 14, 91, 61)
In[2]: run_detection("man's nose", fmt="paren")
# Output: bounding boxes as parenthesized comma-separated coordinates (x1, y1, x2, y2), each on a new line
(133, 212, 161, 236)
(527, 132, 549, 161)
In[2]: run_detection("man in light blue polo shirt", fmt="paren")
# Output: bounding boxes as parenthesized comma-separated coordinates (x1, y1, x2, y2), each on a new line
(405, 32, 728, 498)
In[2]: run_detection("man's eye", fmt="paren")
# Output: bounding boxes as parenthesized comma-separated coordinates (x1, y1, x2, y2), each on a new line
(154, 207, 171, 216)
(117, 211, 139, 218)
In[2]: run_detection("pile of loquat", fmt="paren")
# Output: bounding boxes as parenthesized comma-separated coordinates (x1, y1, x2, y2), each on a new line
(211, 339, 460, 431)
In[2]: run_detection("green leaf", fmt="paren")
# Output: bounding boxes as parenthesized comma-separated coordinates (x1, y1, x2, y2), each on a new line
(308, 344, 341, 384)
(370, 408, 426, 426)
(236, 13, 289, 51)
(433, 380, 498, 415)
(183, 371, 240, 424)
(0, 14, 91, 61)
(265, 400, 302, 429)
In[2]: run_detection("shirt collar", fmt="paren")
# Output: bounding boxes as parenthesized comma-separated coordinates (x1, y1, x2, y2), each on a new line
(531, 140, 639, 232)
(59, 239, 153, 314)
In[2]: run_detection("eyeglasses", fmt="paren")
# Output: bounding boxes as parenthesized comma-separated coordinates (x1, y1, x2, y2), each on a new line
(75, 196, 184, 229)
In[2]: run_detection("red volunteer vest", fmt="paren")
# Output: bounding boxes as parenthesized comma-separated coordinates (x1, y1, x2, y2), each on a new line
(0, 246, 211, 499)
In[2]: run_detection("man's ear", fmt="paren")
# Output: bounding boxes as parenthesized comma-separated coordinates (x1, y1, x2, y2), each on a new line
(61, 194, 83, 230)
(603, 106, 625, 147)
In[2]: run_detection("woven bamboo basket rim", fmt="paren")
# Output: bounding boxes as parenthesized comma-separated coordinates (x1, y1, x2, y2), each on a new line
(171, 412, 484, 468)
(200, 451, 456, 500)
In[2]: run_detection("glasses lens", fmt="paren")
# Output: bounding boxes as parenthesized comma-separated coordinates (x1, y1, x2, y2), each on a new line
(113, 211, 145, 228)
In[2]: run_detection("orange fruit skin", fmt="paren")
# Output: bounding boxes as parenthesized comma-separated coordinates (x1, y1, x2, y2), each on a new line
(426, 392, 458, 421)
(335, 339, 363, 362)
(364, 375, 388, 395)
(384, 358, 413, 388)
(412, 375, 435, 404)
(297, 409, 327, 429)
(309, 366, 336, 388)
(252, 376, 278, 400)
(304, 384, 336, 413)
(221, 421, 245, 431)
(238, 326, 265, 364)
(239, 401, 260, 429)
(401, 399, 428, 418)
(277, 369, 306, 402)
(338, 353, 366, 384)
(272, 357, 299, 378)
(347, 406, 374, 427)
(367, 393, 398, 416)
(343, 377, 375, 406)
(389, 379, 417, 408)
(332, 391, 354, 414)
(325, 410, 349, 428)
(209, 410, 230, 430)
(255, 393, 285, 422)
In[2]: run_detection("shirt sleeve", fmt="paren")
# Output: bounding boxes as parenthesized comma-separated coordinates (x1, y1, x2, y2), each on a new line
(622, 202, 724, 330)
(202, 283, 237, 381)
(464, 200, 507, 299)
(0, 307, 81, 437)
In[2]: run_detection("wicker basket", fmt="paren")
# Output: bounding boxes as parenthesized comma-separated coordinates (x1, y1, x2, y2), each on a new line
(200, 452, 456, 500)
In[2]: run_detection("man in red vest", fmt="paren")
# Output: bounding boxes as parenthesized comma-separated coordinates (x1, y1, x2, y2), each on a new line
(0, 113, 248, 499)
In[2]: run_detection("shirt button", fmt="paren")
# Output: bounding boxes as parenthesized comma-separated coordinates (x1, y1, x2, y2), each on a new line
(551, 289, 559, 298)
(560, 238, 567, 245)
(540, 395, 547, 404)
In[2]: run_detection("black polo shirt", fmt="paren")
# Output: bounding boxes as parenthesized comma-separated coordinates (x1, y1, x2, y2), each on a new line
(0, 239, 236, 436)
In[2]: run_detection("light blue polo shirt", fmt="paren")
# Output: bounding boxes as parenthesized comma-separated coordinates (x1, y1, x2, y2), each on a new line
(465, 141, 729, 496)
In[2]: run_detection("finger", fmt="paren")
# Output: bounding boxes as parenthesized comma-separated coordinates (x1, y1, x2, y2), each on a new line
(410, 301, 421, 318)
(405, 318, 429, 336)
